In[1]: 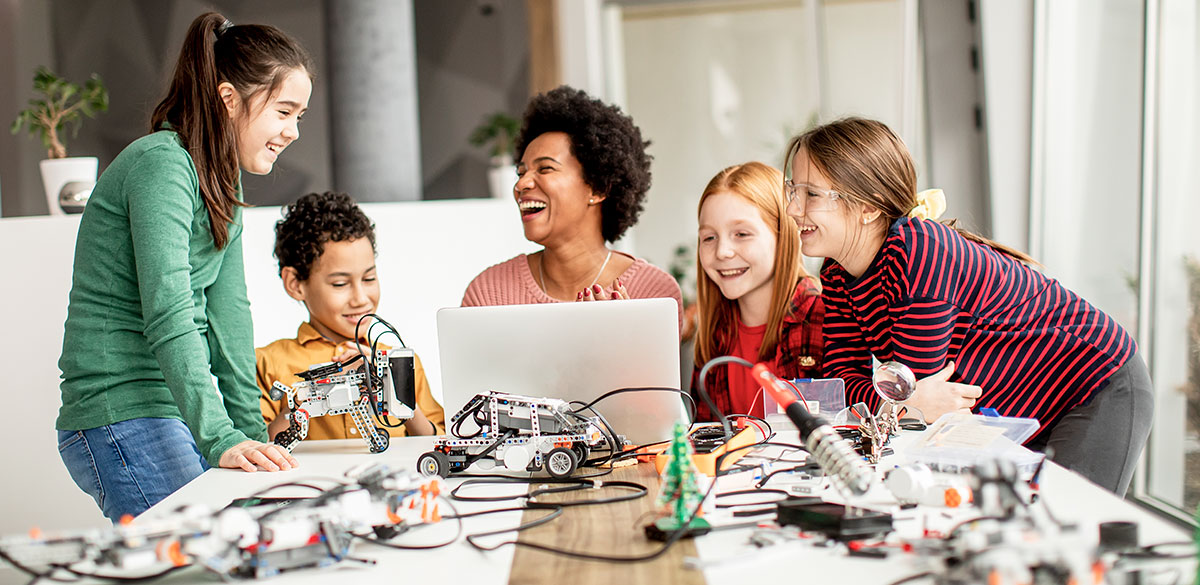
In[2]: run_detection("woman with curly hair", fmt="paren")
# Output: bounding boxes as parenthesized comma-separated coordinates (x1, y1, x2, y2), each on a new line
(461, 86, 682, 323)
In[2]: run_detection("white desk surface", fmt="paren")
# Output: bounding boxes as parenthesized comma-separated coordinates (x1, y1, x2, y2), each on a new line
(1, 433, 1193, 585)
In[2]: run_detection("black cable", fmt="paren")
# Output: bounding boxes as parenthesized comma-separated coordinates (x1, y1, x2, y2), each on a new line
(713, 488, 790, 509)
(570, 387, 698, 426)
(565, 403, 625, 467)
(54, 564, 190, 583)
(725, 412, 774, 441)
(1116, 540, 1198, 560)
(245, 480, 332, 499)
(0, 549, 79, 583)
(462, 429, 518, 469)
(352, 496, 464, 550)
(754, 462, 823, 489)
(458, 439, 790, 563)
(464, 506, 565, 551)
(527, 480, 648, 508)
(696, 356, 755, 440)
(886, 571, 934, 585)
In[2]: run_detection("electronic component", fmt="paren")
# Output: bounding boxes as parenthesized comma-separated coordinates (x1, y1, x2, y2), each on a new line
(654, 424, 757, 476)
(752, 363, 875, 496)
(269, 348, 415, 453)
(775, 500, 893, 541)
(417, 390, 619, 478)
(0, 465, 442, 580)
(883, 464, 972, 508)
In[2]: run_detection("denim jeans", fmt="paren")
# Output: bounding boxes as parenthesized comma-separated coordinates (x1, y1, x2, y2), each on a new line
(57, 417, 209, 522)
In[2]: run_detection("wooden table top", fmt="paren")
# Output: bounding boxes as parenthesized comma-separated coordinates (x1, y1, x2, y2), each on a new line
(508, 462, 706, 585)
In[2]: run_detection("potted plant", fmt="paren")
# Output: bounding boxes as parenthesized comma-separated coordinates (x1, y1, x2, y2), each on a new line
(11, 66, 109, 215)
(469, 111, 520, 199)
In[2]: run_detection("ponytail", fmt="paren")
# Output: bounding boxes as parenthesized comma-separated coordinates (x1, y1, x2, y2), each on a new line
(151, 12, 312, 249)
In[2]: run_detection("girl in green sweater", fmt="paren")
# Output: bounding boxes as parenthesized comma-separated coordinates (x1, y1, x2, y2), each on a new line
(57, 12, 312, 521)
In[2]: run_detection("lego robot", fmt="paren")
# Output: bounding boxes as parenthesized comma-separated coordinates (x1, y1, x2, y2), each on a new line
(270, 349, 416, 454)
(416, 390, 617, 479)
(0, 464, 442, 581)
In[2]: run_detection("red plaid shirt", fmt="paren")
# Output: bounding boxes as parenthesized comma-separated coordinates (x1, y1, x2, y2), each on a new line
(691, 279, 824, 421)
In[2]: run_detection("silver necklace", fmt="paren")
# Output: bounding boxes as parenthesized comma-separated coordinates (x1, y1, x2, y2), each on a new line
(539, 249, 613, 298)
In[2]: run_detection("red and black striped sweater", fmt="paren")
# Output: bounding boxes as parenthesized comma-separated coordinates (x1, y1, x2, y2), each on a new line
(821, 217, 1135, 443)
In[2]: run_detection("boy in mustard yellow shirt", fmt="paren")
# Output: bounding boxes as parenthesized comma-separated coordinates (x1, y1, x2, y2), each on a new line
(257, 192, 444, 441)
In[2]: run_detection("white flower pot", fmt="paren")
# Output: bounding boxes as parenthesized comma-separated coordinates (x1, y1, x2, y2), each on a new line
(487, 155, 515, 199)
(39, 157, 98, 216)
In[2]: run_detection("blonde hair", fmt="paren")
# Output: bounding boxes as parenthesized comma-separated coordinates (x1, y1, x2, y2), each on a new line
(695, 162, 809, 366)
(784, 117, 1035, 264)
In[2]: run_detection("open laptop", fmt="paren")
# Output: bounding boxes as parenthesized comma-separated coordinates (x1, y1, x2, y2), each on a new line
(436, 298, 685, 446)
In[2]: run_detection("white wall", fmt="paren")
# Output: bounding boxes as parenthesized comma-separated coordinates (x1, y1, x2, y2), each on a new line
(614, 0, 909, 276)
(979, 0, 1033, 253)
(0, 199, 534, 534)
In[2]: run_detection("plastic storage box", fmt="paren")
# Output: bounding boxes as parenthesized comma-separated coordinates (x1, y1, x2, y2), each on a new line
(905, 412, 1043, 474)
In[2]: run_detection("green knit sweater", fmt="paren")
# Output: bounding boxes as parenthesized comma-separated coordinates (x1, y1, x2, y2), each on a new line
(57, 130, 267, 466)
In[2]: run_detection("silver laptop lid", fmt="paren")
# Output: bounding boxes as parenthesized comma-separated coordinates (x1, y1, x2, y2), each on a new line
(436, 298, 684, 446)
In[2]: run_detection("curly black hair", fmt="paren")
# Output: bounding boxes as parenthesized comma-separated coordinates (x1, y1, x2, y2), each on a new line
(274, 192, 376, 281)
(514, 86, 653, 242)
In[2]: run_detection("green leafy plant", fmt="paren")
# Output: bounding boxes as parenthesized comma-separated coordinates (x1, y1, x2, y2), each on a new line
(669, 243, 696, 306)
(469, 112, 520, 160)
(11, 66, 109, 159)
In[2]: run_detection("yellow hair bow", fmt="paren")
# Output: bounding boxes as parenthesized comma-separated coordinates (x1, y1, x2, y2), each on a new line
(908, 188, 946, 221)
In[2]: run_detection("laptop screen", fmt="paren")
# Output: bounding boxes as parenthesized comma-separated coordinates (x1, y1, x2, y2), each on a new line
(436, 298, 685, 446)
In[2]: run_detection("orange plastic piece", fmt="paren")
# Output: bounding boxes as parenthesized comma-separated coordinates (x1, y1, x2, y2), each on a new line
(119, 514, 134, 526)
(28, 527, 42, 539)
(166, 541, 187, 566)
(944, 487, 963, 507)
(654, 425, 757, 476)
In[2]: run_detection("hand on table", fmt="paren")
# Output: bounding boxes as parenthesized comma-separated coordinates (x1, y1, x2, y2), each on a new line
(903, 361, 982, 423)
(219, 440, 298, 472)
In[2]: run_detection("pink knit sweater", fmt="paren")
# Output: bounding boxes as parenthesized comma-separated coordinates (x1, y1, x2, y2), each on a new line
(461, 253, 684, 329)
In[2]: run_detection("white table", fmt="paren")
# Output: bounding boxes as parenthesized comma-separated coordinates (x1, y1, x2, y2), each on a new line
(1, 433, 1192, 585)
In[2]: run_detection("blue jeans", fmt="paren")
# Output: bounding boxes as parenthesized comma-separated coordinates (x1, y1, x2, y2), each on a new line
(57, 418, 209, 522)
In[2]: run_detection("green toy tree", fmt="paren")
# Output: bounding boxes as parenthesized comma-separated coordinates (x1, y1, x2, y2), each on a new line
(655, 422, 709, 532)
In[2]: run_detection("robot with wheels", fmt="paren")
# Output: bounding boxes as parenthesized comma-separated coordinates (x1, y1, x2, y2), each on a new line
(270, 349, 415, 454)
(416, 390, 616, 479)
(0, 464, 442, 581)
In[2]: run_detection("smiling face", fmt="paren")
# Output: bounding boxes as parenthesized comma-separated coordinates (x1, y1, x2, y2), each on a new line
(513, 132, 601, 246)
(698, 191, 778, 320)
(785, 147, 861, 263)
(227, 68, 312, 175)
(283, 237, 380, 345)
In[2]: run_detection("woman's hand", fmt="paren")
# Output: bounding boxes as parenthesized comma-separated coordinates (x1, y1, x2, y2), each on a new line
(903, 361, 982, 423)
(219, 440, 298, 472)
(578, 279, 628, 301)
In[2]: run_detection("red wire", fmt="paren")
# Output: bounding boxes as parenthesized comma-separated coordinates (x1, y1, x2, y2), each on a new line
(782, 379, 809, 413)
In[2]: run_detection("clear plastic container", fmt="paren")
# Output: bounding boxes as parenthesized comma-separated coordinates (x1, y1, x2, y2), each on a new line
(905, 412, 1043, 474)
(762, 378, 846, 425)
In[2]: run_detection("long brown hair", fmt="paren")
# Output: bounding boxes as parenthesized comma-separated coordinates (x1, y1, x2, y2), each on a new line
(695, 162, 810, 366)
(151, 12, 313, 249)
(783, 117, 1036, 264)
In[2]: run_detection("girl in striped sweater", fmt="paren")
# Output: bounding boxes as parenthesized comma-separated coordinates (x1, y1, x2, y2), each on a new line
(784, 117, 1152, 496)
